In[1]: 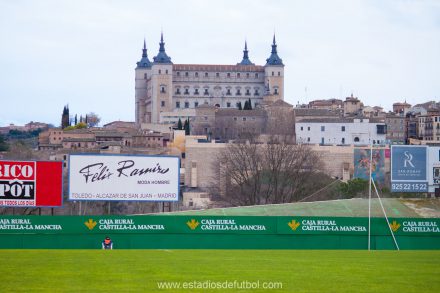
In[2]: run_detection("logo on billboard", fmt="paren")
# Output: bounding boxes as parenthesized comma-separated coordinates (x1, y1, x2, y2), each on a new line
(389, 221, 401, 232)
(391, 146, 427, 182)
(186, 219, 200, 230)
(288, 220, 300, 231)
(0, 162, 36, 205)
(84, 219, 97, 230)
(403, 152, 415, 168)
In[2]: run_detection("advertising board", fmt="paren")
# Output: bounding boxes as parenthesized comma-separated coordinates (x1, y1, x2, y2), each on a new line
(69, 154, 179, 201)
(0, 160, 63, 207)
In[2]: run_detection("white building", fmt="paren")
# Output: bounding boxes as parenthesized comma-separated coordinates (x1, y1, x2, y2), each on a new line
(296, 118, 387, 145)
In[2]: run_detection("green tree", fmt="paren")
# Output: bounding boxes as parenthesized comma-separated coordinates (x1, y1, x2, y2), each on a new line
(61, 105, 70, 128)
(237, 102, 242, 110)
(338, 178, 369, 198)
(184, 118, 190, 135)
(177, 118, 183, 130)
(0, 133, 8, 151)
(248, 98, 252, 110)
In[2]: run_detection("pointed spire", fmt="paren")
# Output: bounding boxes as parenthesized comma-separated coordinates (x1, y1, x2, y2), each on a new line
(153, 32, 172, 64)
(265, 34, 284, 66)
(237, 40, 254, 65)
(136, 39, 152, 68)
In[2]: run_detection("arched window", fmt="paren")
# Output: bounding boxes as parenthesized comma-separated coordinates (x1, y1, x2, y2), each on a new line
(354, 137, 360, 142)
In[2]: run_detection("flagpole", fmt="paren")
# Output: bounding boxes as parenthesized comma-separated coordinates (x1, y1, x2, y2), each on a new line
(368, 140, 373, 250)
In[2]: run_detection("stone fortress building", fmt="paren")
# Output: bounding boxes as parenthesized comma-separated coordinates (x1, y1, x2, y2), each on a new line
(135, 33, 285, 125)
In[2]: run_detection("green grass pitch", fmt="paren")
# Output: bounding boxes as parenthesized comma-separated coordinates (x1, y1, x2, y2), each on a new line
(0, 250, 439, 292)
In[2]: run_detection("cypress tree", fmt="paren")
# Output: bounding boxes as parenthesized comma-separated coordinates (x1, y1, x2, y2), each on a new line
(177, 118, 183, 130)
(237, 102, 242, 110)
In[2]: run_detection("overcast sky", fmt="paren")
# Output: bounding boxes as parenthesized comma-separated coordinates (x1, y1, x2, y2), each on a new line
(0, 0, 439, 127)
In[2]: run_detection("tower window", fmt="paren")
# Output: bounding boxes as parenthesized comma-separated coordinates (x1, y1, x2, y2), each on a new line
(175, 88, 181, 95)
(205, 72, 208, 77)
(159, 69, 162, 74)
(274, 88, 278, 95)
(272, 71, 274, 76)
(194, 102, 199, 107)
(161, 101, 165, 107)
(185, 72, 189, 77)
(278, 71, 280, 76)
(227, 73, 231, 78)
(161, 86, 166, 93)
(176, 102, 180, 108)
(177, 72, 180, 76)
(166, 70, 168, 74)
(246, 73, 250, 78)
(185, 102, 189, 108)
(255, 73, 259, 78)
(216, 72, 220, 77)
(227, 102, 231, 108)
(237, 73, 241, 78)
(144, 73, 147, 79)
(195, 72, 199, 77)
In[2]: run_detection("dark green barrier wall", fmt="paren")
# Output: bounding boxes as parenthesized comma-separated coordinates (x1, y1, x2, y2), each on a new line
(0, 215, 439, 249)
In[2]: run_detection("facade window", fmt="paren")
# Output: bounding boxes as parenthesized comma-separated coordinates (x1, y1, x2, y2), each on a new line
(160, 86, 166, 93)
(177, 72, 180, 76)
(194, 88, 199, 95)
(272, 71, 274, 76)
(354, 137, 360, 142)
(227, 102, 231, 108)
(195, 72, 199, 77)
(234, 117, 237, 121)
(236, 89, 241, 96)
(243, 117, 246, 121)
(254, 89, 259, 96)
(176, 102, 180, 108)
(175, 88, 181, 95)
(278, 71, 280, 76)
(245, 89, 250, 96)
(274, 88, 279, 95)
(185, 72, 189, 77)
(300, 127, 303, 131)
(227, 73, 231, 78)
(216, 72, 220, 77)
(341, 126, 345, 131)
(255, 73, 259, 78)
(161, 101, 165, 107)
(321, 126, 325, 131)
(308, 127, 310, 131)
(205, 72, 208, 77)
(166, 70, 168, 74)
(185, 102, 189, 108)
(194, 102, 199, 107)
(226, 89, 231, 95)
(237, 73, 241, 78)
(204, 116, 208, 120)
(246, 73, 250, 78)
(184, 88, 189, 95)
(321, 137, 324, 144)
(342, 138, 345, 144)
(204, 89, 209, 95)
(307, 137, 310, 142)
(144, 73, 147, 79)
(159, 69, 161, 74)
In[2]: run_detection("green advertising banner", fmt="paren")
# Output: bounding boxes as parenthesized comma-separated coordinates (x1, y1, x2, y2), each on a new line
(0, 216, 439, 236)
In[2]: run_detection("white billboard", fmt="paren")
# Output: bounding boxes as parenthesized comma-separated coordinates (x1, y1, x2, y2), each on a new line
(69, 154, 179, 201)
(428, 147, 440, 193)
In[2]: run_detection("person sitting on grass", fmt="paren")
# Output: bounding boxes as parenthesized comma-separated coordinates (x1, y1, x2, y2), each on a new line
(102, 236, 113, 250)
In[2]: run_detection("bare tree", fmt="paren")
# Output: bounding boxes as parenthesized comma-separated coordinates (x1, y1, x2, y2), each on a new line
(213, 134, 323, 206)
